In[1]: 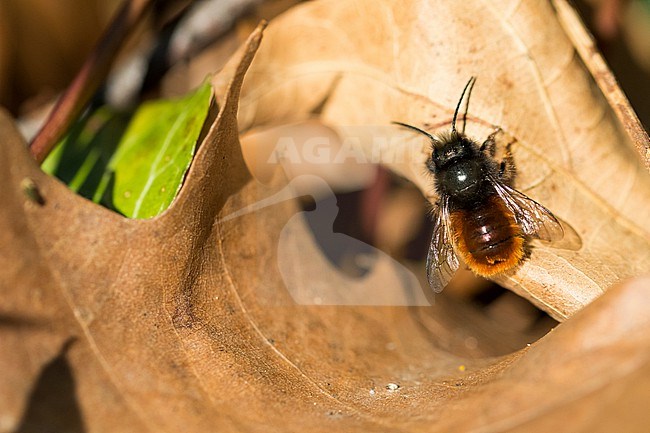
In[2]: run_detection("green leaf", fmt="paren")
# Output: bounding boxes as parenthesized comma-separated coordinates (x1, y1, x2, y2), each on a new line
(44, 80, 213, 218)
(109, 81, 212, 218)
(42, 108, 130, 202)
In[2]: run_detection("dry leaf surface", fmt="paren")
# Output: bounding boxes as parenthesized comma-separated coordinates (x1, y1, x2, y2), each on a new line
(238, 0, 650, 320)
(2, 2, 650, 433)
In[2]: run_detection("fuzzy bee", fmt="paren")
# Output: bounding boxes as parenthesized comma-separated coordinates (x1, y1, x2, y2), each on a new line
(395, 77, 566, 292)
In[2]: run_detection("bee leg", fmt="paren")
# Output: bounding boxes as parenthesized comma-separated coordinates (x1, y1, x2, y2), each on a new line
(480, 127, 502, 157)
(498, 145, 517, 184)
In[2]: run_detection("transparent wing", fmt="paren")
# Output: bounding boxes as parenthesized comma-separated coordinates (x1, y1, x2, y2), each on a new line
(489, 176, 564, 242)
(426, 197, 459, 293)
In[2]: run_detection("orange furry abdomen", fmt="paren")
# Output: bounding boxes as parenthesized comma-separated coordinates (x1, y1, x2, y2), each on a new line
(449, 195, 525, 277)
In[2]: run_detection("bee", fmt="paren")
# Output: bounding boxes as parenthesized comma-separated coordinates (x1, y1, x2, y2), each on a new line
(394, 77, 565, 293)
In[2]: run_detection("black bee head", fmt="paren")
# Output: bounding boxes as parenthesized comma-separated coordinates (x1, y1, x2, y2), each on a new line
(431, 133, 476, 170)
(428, 133, 483, 199)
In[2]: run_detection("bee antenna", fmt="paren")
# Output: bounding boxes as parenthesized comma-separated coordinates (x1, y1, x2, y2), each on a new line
(392, 121, 436, 142)
(451, 76, 476, 135)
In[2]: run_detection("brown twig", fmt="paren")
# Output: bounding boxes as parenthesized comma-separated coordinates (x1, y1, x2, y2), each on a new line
(29, 0, 155, 164)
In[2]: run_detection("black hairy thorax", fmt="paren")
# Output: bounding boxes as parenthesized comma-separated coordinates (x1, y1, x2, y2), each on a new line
(429, 133, 496, 207)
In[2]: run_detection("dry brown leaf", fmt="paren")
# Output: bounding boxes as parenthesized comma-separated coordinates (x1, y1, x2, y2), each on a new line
(3, 2, 650, 433)
(238, 0, 650, 320)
